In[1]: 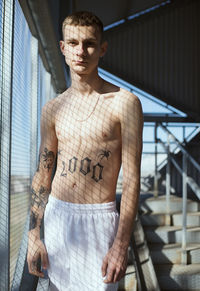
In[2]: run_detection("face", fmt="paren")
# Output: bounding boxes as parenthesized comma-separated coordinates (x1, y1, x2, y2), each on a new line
(60, 25, 107, 75)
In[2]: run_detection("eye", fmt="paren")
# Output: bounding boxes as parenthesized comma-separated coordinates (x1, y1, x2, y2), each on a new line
(68, 41, 77, 46)
(86, 41, 96, 47)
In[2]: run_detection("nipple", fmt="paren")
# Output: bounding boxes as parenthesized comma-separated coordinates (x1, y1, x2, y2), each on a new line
(72, 182, 77, 188)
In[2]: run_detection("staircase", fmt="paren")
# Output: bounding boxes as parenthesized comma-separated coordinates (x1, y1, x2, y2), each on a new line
(140, 194, 200, 291)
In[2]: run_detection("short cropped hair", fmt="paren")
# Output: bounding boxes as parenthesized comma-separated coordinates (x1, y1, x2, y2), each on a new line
(62, 11, 104, 41)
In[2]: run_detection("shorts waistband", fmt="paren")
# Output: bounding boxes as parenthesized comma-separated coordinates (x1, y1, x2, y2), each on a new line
(47, 194, 117, 214)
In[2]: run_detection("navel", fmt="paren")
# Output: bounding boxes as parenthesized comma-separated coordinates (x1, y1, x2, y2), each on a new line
(72, 182, 77, 188)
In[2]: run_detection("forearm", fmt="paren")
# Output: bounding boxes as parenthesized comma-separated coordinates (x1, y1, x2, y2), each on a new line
(28, 145, 56, 240)
(28, 173, 51, 240)
(114, 177, 140, 250)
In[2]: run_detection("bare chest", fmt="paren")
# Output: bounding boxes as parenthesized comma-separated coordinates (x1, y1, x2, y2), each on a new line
(55, 97, 120, 145)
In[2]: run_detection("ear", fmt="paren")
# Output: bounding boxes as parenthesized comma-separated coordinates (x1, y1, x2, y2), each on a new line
(100, 41, 108, 57)
(59, 40, 65, 55)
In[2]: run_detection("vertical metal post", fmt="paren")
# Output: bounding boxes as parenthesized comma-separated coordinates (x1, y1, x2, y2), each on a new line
(183, 125, 186, 143)
(0, 0, 14, 290)
(181, 152, 188, 264)
(30, 36, 39, 178)
(154, 122, 158, 197)
(14, 35, 40, 291)
(165, 134, 171, 225)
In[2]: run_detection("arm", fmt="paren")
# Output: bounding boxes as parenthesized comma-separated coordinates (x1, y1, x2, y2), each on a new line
(102, 92, 143, 283)
(27, 101, 58, 277)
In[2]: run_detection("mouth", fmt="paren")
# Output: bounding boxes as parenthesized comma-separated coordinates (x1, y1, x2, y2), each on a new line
(74, 60, 87, 65)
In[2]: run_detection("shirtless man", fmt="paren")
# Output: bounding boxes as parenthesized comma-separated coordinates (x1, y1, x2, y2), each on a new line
(27, 11, 143, 291)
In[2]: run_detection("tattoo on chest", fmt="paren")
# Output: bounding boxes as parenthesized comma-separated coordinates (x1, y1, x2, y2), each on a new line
(59, 149, 111, 182)
(98, 150, 111, 161)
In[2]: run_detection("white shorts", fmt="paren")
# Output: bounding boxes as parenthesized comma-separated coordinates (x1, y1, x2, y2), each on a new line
(44, 195, 120, 291)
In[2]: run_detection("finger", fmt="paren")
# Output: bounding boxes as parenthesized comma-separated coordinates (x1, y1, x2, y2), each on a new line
(33, 260, 45, 278)
(117, 269, 126, 282)
(30, 269, 45, 278)
(27, 257, 37, 274)
(41, 250, 49, 269)
(101, 258, 108, 277)
(27, 259, 31, 273)
(113, 269, 120, 283)
(103, 268, 114, 283)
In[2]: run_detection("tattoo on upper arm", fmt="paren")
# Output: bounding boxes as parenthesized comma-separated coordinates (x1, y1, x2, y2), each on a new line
(36, 148, 55, 172)
(41, 147, 55, 171)
(36, 153, 41, 172)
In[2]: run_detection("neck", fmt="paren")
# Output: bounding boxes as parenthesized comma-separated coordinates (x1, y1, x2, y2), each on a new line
(70, 68, 104, 96)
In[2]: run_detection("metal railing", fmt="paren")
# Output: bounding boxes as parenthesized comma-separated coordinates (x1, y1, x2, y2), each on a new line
(154, 122, 200, 264)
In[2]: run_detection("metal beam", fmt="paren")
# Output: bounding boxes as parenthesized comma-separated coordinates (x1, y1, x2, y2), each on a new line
(143, 114, 197, 123)
(19, 0, 67, 94)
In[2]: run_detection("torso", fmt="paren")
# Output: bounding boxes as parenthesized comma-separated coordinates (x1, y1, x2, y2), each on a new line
(50, 87, 122, 203)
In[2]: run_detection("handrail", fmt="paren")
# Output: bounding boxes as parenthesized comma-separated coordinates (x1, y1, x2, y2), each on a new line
(156, 123, 200, 264)
(187, 177, 200, 200)
(158, 138, 182, 175)
(158, 123, 200, 173)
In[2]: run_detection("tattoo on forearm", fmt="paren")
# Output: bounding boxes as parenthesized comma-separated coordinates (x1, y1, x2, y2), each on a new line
(59, 149, 111, 182)
(29, 211, 38, 230)
(31, 186, 49, 208)
(29, 185, 50, 231)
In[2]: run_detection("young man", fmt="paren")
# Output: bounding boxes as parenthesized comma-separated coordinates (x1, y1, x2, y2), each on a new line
(27, 11, 143, 291)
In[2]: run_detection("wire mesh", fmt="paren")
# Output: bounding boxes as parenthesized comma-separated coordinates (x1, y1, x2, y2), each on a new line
(0, 0, 14, 290)
(10, 2, 32, 286)
(26, 11, 143, 291)
(0, 1, 56, 290)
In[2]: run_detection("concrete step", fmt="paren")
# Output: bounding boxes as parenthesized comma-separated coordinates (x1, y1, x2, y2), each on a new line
(141, 212, 200, 227)
(154, 264, 200, 290)
(144, 225, 200, 244)
(141, 212, 176, 226)
(139, 195, 199, 213)
(149, 243, 200, 264)
(118, 265, 137, 291)
(173, 212, 200, 227)
(133, 218, 160, 290)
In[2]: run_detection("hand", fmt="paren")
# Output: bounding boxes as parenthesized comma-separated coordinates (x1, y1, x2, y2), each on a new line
(27, 238, 49, 277)
(101, 244, 128, 283)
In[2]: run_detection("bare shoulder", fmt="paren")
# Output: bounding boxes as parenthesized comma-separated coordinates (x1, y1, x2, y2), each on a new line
(42, 91, 65, 112)
(111, 87, 143, 120)
(116, 88, 141, 106)
(41, 90, 68, 123)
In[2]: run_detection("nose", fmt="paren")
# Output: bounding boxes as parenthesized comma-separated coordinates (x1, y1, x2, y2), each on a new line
(75, 43, 86, 56)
